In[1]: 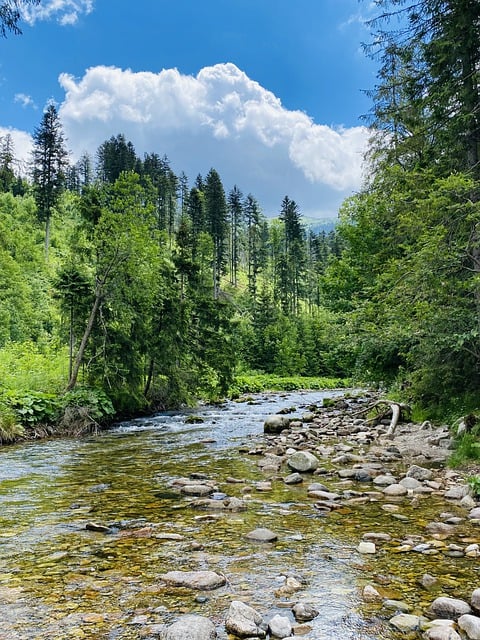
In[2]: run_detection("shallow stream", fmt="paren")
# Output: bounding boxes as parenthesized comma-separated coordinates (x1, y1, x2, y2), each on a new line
(0, 390, 478, 639)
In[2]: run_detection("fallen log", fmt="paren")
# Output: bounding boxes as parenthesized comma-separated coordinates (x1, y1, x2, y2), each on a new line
(354, 399, 412, 439)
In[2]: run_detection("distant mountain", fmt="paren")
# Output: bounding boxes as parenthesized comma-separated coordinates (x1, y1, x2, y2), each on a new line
(301, 216, 337, 235)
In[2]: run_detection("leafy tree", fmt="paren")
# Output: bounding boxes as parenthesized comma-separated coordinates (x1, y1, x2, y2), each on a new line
(31, 103, 69, 258)
(0, 0, 39, 37)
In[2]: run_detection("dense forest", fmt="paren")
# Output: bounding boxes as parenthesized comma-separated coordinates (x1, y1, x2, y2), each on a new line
(0, 0, 479, 442)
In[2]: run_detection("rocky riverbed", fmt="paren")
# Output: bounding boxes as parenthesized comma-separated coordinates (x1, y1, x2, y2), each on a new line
(1, 390, 479, 640)
(157, 392, 480, 640)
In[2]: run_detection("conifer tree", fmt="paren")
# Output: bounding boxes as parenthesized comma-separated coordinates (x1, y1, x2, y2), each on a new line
(31, 103, 69, 258)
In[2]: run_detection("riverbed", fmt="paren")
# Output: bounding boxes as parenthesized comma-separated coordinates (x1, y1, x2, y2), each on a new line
(0, 390, 477, 639)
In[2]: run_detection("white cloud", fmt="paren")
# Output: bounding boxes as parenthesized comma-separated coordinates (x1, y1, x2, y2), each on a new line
(14, 93, 37, 109)
(22, 0, 94, 26)
(58, 63, 369, 218)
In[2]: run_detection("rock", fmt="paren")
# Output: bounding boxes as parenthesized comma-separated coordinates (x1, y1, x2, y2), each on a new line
(363, 585, 382, 602)
(225, 600, 267, 638)
(427, 596, 472, 620)
(406, 465, 433, 481)
(161, 615, 216, 640)
(268, 614, 292, 638)
(465, 544, 480, 557)
(423, 620, 461, 640)
(458, 614, 480, 640)
(461, 495, 477, 509)
(292, 602, 319, 622)
(159, 571, 226, 591)
(357, 541, 376, 554)
(373, 474, 397, 486)
(246, 528, 278, 542)
(389, 613, 422, 632)
(284, 473, 303, 485)
(264, 415, 291, 434)
(362, 532, 391, 542)
(383, 600, 410, 613)
(420, 574, 438, 590)
(425, 522, 456, 536)
(383, 483, 408, 496)
(444, 485, 470, 500)
(472, 588, 480, 612)
(181, 484, 214, 496)
(468, 507, 480, 520)
(400, 477, 423, 490)
(287, 451, 320, 473)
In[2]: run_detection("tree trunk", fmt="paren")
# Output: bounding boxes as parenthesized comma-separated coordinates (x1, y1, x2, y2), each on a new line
(66, 284, 103, 391)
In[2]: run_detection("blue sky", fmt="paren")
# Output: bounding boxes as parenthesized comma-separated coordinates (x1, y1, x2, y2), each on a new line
(1, 0, 378, 218)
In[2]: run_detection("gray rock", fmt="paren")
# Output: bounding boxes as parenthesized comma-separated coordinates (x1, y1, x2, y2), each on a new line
(246, 527, 278, 542)
(161, 615, 216, 640)
(383, 483, 408, 496)
(389, 613, 422, 632)
(373, 474, 397, 486)
(292, 602, 319, 622)
(225, 600, 267, 638)
(284, 473, 303, 485)
(159, 571, 226, 591)
(406, 465, 433, 481)
(471, 588, 480, 612)
(264, 415, 291, 434)
(469, 507, 480, 520)
(458, 614, 480, 640)
(287, 451, 320, 473)
(400, 477, 423, 490)
(444, 485, 470, 500)
(425, 522, 456, 536)
(268, 614, 292, 639)
(427, 596, 472, 620)
(423, 621, 461, 640)
(383, 599, 411, 613)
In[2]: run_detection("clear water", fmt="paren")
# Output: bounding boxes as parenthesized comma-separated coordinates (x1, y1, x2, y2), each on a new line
(0, 390, 476, 639)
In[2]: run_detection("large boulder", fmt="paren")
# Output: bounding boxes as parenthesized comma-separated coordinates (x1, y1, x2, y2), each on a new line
(427, 597, 472, 620)
(287, 451, 320, 473)
(264, 415, 291, 434)
(161, 615, 216, 640)
(225, 600, 267, 638)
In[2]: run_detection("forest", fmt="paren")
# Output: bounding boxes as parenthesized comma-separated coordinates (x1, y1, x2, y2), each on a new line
(0, 0, 479, 448)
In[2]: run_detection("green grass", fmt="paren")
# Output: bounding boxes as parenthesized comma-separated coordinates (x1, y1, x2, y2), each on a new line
(229, 373, 351, 397)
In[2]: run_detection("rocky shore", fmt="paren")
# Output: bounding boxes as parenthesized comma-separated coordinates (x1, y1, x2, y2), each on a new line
(154, 392, 480, 640)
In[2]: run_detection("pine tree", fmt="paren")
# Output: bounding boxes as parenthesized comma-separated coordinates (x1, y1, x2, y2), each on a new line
(31, 103, 69, 258)
(204, 168, 228, 298)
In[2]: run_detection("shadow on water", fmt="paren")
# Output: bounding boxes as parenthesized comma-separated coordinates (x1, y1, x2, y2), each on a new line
(0, 389, 459, 639)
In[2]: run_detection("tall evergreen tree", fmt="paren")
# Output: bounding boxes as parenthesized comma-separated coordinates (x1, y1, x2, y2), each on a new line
(96, 134, 138, 183)
(204, 168, 228, 298)
(227, 185, 243, 287)
(31, 103, 69, 258)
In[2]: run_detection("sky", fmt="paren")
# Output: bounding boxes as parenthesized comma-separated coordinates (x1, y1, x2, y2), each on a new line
(0, 0, 379, 219)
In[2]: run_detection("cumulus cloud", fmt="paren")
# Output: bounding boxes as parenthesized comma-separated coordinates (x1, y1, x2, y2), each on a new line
(14, 93, 37, 109)
(22, 0, 94, 26)
(58, 63, 369, 218)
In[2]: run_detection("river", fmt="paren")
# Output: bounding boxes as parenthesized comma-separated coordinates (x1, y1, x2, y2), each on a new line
(0, 390, 471, 639)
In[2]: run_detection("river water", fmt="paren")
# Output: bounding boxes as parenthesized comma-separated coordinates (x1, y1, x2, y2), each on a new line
(0, 390, 475, 639)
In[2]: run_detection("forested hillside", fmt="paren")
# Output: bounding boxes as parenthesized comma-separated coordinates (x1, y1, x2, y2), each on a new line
(0, 0, 479, 442)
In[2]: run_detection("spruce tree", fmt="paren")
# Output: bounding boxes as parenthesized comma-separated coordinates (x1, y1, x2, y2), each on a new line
(31, 103, 69, 258)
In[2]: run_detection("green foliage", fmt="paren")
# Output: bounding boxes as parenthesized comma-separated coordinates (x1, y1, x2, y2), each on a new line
(61, 388, 114, 423)
(449, 434, 480, 468)
(0, 341, 68, 393)
(229, 374, 349, 397)
(467, 475, 480, 498)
